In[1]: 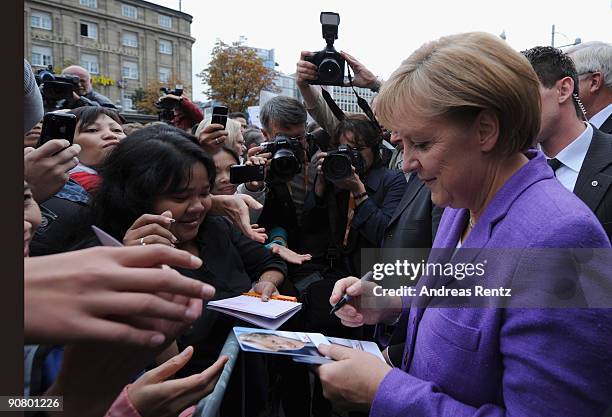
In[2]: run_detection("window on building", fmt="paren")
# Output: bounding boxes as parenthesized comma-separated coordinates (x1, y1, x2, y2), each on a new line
(159, 39, 172, 55)
(121, 4, 137, 19)
(122, 61, 139, 79)
(122, 91, 133, 111)
(31, 45, 53, 67)
(79, 0, 97, 8)
(159, 67, 171, 83)
(158, 14, 172, 28)
(31, 10, 52, 30)
(81, 54, 99, 74)
(122, 32, 138, 48)
(80, 21, 98, 39)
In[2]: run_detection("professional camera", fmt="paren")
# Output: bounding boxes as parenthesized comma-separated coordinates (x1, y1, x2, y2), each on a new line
(304, 12, 345, 86)
(322, 144, 365, 181)
(156, 85, 184, 110)
(35, 66, 80, 101)
(155, 85, 183, 122)
(260, 135, 305, 181)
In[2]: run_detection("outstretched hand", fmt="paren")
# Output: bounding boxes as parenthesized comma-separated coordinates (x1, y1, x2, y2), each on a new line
(128, 346, 228, 417)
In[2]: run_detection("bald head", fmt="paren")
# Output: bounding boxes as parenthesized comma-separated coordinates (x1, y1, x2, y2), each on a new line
(62, 65, 92, 95)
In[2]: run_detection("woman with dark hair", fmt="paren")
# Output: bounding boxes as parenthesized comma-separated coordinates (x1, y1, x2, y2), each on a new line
(87, 124, 288, 415)
(305, 114, 407, 280)
(30, 106, 126, 256)
(89, 123, 286, 350)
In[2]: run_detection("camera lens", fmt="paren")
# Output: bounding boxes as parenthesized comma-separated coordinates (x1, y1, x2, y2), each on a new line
(319, 58, 342, 83)
(322, 153, 352, 180)
(271, 148, 300, 181)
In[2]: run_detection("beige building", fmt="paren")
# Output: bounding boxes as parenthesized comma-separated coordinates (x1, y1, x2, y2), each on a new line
(24, 0, 195, 110)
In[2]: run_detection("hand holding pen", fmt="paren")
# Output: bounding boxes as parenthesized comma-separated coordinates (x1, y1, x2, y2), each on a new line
(329, 271, 403, 327)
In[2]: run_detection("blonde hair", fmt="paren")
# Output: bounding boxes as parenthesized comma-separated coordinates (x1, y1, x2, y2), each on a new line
(195, 117, 241, 148)
(377, 32, 541, 156)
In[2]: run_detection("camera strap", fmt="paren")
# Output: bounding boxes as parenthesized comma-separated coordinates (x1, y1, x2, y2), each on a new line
(346, 67, 385, 135)
(320, 88, 346, 121)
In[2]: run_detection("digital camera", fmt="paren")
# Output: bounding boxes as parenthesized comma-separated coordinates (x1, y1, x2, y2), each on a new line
(156, 85, 184, 110)
(35, 66, 80, 101)
(322, 144, 365, 181)
(304, 12, 345, 86)
(260, 135, 305, 181)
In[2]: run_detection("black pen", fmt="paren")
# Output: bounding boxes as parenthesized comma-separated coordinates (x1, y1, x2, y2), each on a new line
(329, 271, 374, 315)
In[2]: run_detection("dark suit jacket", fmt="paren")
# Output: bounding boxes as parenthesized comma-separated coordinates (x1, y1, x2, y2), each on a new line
(574, 127, 612, 242)
(382, 173, 443, 248)
(598, 113, 612, 134)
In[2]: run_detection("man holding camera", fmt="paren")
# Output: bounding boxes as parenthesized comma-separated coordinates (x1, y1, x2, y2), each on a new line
(156, 87, 203, 132)
(62, 65, 116, 108)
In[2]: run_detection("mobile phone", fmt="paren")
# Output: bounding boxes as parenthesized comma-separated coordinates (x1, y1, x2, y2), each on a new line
(230, 164, 265, 184)
(211, 106, 229, 128)
(38, 112, 77, 147)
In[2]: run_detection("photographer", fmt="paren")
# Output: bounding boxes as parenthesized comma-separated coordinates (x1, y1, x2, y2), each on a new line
(305, 114, 406, 277)
(62, 65, 116, 108)
(156, 88, 203, 132)
(296, 50, 381, 136)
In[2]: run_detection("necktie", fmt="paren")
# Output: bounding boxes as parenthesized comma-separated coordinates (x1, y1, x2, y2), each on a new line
(547, 158, 563, 175)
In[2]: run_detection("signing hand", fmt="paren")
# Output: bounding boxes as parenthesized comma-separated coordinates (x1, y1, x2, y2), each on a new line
(316, 344, 391, 411)
(127, 346, 228, 417)
(124, 210, 177, 247)
(24, 139, 81, 203)
(330, 276, 402, 327)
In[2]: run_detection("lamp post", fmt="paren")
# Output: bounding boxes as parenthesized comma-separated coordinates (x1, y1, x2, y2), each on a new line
(551, 24, 581, 48)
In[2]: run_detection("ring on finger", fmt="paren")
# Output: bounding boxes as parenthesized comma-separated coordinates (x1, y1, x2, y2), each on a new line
(140, 237, 146, 246)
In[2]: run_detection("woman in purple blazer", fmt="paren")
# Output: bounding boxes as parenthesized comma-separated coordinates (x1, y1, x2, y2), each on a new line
(316, 32, 612, 416)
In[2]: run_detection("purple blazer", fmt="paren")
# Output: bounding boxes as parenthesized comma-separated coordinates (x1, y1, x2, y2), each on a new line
(371, 150, 612, 416)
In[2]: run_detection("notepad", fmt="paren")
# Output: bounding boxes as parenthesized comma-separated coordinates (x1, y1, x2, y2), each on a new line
(207, 295, 302, 330)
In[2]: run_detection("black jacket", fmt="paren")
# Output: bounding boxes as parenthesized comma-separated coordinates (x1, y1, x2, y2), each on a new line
(176, 215, 288, 373)
(573, 127, 612, 242)
(301, 165, 407, 278)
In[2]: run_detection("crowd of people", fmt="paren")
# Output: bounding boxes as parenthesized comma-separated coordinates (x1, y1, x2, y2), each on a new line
(22, 34, 612, 417)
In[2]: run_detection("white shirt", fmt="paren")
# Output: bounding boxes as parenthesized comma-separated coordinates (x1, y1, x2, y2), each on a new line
(547, 122, 593, 192)
(589, 103, 612, 129)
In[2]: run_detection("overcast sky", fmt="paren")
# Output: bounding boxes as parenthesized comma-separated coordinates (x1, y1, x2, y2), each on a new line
(149, 0, 612, 102)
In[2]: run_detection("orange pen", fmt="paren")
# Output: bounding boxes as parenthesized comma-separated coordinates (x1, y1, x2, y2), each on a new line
(242, 291, 298, 302)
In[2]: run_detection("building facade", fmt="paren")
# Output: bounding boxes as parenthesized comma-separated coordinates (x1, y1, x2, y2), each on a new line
(24, 0, 195, 110)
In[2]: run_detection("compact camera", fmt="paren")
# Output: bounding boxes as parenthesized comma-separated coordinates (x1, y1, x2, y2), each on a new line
(260, 135, 305, 181)
(322, 144, 365, 181)
(304, 12, 346, 86)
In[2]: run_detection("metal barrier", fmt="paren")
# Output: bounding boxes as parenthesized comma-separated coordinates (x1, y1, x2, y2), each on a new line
(192, 332, 240, 417)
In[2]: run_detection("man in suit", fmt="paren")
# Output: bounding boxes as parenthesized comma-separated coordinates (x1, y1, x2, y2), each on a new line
(565, 41, 612, 134)
(523, 46, 612, 242)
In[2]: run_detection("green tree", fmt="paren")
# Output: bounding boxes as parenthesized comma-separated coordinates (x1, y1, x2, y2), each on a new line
(197, 40, 279, 112)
